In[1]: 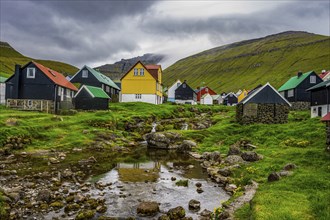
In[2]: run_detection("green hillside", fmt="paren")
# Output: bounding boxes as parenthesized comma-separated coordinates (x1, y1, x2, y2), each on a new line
(163, 31, 330, 92)
(0, 41, 78, 78)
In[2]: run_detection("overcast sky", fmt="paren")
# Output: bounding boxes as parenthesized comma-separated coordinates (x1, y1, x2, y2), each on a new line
(1, 0, 329, 69)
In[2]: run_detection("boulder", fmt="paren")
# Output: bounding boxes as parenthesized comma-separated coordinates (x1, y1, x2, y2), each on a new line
(158, 215, 170, 220)
(188, 199, 200, 211)
(268, 172, 280, 182)
(278, 171, 293, 177)
(225, 155, 244, 165)
(177, 140, 196, 152)
(241, 151, 262, 162)
(209, 151, 221, 163)
(200, 209, 212, 218)
(49, 157, 60, 164)
(137, 201, 159, 216)
(218, 167, 232, 177)
(225, 184, 237, 193)
(167, 206, 185, 219)
(283, 163, 297, 171)
(37, 189, 52, 203)
(228, 145, 241, 155)
(145, 132, 181, 149)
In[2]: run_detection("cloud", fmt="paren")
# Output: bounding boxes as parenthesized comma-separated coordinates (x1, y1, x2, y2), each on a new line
(0, 0, 329, 69)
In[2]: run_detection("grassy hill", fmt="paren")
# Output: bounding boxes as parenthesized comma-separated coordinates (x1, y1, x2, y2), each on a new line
(0, 41, 78, 78)
(163, 31, 330, 92)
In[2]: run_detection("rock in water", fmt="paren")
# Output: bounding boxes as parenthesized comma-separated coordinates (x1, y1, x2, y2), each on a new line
(177, 140, 197, 152)
(167, 206, 185, 219)
(188, 199, 201, 211)
(137, 201, 160, 216)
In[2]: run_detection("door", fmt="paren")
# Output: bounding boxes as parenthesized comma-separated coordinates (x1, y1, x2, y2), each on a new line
(318, 107, 322, 117)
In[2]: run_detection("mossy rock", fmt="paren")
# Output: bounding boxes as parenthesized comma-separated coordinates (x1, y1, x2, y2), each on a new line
(50, 201, 64, 209)
(65, 195, 74, 203)
(167, 206, 185, 219)
(75, 210, 95, 220)
(64, 203, 80, 213)
(86, 199, 99, 209)
(175, 180, 188, 187)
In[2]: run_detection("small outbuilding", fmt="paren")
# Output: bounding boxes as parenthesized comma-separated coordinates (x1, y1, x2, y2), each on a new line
(0, 76, 7, 105)
(211, 94, 223, 104)
(74, 85, 110, 110)
(201, 93, 213, 105)
(306, 79, 330, 118)
(321, 113, 330, 152)
(236, 83, 291, 124)
(223, 92, 238, 106)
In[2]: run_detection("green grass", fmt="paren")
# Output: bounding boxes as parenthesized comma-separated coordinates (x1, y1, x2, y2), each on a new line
(0, 41, 78, 78)
(163, 31, 330, 93)
(0, 103, 329, 219)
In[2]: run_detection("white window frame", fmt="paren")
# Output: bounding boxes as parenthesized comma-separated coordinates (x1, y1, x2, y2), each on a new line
(140, 68, 144, 76)
(288, 89, 294, 97)
(182, 84, 186, 88)
(27, 68, 35, 78)
(310, 75, 316, 84)
(134, 68, 138, 76)
(66, 89, 71, 98)
(82, 70, 88, 78)
(106, 86, 110, 93)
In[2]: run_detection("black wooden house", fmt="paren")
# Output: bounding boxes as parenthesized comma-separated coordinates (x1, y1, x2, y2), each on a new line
(5, 61, 77, 113)
(307, 79, 330, 118)
(70, 65, 120, 102)
(74, 85, 110, 110)
(174, 81, 197, 105)
(237, 83, 291, 124)
(223, 92, 238, 106)
(278, 71, 322, 109)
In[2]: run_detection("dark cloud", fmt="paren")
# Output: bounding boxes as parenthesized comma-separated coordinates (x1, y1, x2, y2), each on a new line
(0, 0, 329, 68)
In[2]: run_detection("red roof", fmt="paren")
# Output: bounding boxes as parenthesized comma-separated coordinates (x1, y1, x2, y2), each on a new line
(145, 65, 161, 81)
(33, 61, 78, 91)
(319, 71, 330, 79)
(321, 112, 330, 121)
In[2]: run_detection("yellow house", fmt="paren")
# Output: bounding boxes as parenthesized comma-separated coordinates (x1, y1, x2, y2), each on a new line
(120, 61, 163, 104)
(237, 89, 248, 103)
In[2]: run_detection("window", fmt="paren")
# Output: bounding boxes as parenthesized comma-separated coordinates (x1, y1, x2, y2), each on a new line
(27, 68, 35, 78)
(106, 86, 110, 93)
(205, 88, 208, 92)
(310, 75, 316, 84)
(134, 68, 138, 76)
(66, 89, 71, 97)
(140, 68, 144, 76)
(135, 94, 142, 99)
(82, 70, 88, 78)
(182, 84, 186, 88)
(71, 91, 75, 97)
(177, 83, 180, 87)
(288, 89, 294, 97)
(280, 91, 285, 97)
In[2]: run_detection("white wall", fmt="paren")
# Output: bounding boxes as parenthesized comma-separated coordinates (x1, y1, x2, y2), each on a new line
(168, 80, 181, 101)
(311, 105, 329, 118)
(121, 94, 160, 105)
(0, 83, 5, 105)
(201, 96, 213, 105)
(175, 99, 197, 105)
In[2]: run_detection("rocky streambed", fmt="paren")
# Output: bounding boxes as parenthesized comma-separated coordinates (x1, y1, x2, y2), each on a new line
(0, 145, 230, 219)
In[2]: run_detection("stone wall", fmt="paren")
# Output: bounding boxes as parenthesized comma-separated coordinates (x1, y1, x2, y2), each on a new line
(290, 101, 310, 110)
(236, 103, 290, 124)
(6, 99, 55, 113)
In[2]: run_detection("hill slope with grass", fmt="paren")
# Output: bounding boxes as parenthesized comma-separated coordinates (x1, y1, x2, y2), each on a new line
(0, 41, 79, 78)
(163, 31, 330, 92)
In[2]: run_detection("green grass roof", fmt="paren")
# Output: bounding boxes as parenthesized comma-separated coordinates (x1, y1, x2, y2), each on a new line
(278, 71, 314, 92)
(0, 76, 8, 83)
(85, 85, 110, 99)
(85, 66, 120, 90)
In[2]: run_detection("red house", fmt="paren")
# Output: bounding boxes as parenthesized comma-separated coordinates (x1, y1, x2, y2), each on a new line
(195, 86, 217, 102)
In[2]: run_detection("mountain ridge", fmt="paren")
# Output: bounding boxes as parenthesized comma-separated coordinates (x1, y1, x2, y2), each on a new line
(163, 31, 330, 92)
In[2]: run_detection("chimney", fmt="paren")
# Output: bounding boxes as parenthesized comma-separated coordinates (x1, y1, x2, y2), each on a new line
(297, 71, 303, 78)
(14, 64, 21, 99)
(322, 70, 326, 73)
(197, 86, 200, 90)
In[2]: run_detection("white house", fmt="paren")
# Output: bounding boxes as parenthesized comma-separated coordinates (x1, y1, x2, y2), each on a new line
(307, 80, 330, 118)
(0, 76, 7, 105)
(167, 80, 181, 102)
(201, 93, 213, 105)
(211, 94, 223, 104)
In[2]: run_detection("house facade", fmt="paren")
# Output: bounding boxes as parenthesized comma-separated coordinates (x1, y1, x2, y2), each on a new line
(167, 80, 181, 102)
(0, 76, 7, 104)
(74, 85, 110, 110)
(237, 83, 291, 124)
(196, 86, 217, 102)
(307, 80, 330, 118)
(175, 81, 197, 105)
(319, 70, 330, 81)
(120, 61, 163, 105)
(201, 93, 213, 105)
(70, 65, 120, 102)
(5, 61, 77, 113)
(223, 92, 238, 106)
(237, 89, 248, 103)
(278, 71, 323, 110)
(211, 94, 223, 104)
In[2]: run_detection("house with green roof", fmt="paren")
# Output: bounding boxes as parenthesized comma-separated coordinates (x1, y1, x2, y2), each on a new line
(70, 65, 120, 102)
(0, 76, 8, 104)
(306, 79, 330, 118)
(278, 71, 322, 108)
(74, 85, 110, 110)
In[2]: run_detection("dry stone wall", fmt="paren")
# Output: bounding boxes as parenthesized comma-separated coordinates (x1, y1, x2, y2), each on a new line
(236, 103, 289, 124)
(290, 101, 310, 110)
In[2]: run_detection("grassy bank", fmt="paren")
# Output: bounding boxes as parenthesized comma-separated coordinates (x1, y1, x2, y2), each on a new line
(0, 103, 329, 219)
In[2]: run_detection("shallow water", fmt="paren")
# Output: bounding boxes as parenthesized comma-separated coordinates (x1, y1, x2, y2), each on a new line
(88, 149, 230, 219)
